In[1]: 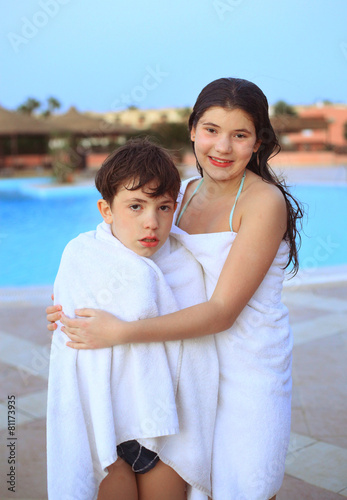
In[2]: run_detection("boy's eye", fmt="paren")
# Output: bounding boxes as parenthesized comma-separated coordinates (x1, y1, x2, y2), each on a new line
(130, 204, 141, 211)
(159, 205, 171, 212)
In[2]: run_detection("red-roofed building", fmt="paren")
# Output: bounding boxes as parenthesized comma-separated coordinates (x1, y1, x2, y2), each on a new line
(282, 104, 347, 152)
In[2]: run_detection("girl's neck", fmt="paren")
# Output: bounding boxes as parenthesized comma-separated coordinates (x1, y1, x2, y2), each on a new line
(199, 171, 246, 200)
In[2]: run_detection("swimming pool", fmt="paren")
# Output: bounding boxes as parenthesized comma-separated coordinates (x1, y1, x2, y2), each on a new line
(0, 176, 346, 287)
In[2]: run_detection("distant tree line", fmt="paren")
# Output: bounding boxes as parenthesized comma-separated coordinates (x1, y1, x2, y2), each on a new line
(12, 97, 347, 163)
(17, 96, 61, 116)
(272, 100, 297, 116)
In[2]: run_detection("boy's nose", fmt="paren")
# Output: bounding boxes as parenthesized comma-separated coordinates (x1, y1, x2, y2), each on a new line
(144, 213, 159, 229)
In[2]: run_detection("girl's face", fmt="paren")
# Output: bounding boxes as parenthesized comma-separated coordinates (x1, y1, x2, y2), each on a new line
(191, 106, 261, 182)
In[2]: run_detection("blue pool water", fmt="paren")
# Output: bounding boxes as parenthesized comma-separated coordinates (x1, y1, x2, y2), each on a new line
(1, 178, 102, 287)
(0, 177, 346, 287)
(289, 183, 345, 270)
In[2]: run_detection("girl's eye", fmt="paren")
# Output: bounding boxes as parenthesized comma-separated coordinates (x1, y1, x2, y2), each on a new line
(206, 128, 216, 134)
(130, 204, 141, 211)
(235, 133, 246, 139)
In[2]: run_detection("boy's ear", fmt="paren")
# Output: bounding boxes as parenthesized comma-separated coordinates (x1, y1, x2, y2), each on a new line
(97, 199, 113, 223)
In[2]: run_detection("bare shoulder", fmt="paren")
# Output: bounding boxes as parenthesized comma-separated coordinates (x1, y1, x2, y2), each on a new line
(181, 177, 201, 204)
(245, 172, 286, 212)
(247, 171, 285, 201)
(236, 171, 287, 234)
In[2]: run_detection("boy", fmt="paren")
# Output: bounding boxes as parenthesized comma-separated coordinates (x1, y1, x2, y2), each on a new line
(47, 139, 219, 500)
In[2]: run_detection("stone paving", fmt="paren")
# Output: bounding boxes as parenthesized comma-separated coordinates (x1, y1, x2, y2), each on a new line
(0, 272, 346, 499)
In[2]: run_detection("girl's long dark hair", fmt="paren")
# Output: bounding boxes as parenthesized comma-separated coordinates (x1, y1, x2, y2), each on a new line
(189, 77, 303, 275)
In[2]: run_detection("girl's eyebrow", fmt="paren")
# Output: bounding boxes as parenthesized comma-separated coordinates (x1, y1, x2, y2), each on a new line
(202, 122, 252, 134)
(234, 128, 252, 133)
(202, 121, 220, 128)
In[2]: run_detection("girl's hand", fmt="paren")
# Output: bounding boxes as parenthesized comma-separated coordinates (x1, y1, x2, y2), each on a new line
(60, 309, 126, 350)
(46, 304, 62, 331)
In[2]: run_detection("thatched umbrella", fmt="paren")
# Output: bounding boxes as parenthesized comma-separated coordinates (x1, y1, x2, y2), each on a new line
(42, 107, 135, 173)
(0, 105, 63, 135)
(45, 106, 133, 137)
(0, 106, 64, 163)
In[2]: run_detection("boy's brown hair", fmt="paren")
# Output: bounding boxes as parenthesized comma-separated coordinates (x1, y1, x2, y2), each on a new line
(95, 138, 181, 205)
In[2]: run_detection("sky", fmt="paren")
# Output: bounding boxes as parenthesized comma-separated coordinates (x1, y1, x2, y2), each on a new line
(1, 0, 347, 113)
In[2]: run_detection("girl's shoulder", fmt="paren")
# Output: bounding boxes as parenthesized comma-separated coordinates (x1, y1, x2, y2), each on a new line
(233, 171, 287, 233)
(179, 176, 202, 205)
(181, 175, 201, 193)
(244, 171, 286, 208)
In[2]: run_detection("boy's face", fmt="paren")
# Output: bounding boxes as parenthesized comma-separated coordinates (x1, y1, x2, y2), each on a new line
(97, 181, 177, 257)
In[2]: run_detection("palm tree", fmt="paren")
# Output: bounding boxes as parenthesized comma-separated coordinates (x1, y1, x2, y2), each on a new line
(273, 100, 297, 116)
(45, 96, 61, 116)
(17, 97, 41, 115)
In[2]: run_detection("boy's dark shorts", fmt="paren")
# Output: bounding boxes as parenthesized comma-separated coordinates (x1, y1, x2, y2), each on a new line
(117, 440, 159, 474)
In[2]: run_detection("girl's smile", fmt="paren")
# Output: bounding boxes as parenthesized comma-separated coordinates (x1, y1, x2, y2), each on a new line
(208, 156, 234, 168)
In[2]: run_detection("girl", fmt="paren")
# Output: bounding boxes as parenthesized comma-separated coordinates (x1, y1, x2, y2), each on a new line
(48, 77, 303, 499)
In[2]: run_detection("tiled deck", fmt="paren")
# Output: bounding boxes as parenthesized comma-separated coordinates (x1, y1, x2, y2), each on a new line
(0, 275, 346, 499)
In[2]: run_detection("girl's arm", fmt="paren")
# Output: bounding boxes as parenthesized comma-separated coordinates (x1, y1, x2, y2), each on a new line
(47, 307, 61, 331)
(61, 185, 287, 349)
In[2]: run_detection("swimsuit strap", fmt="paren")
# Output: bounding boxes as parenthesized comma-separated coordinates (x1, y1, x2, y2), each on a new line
(176, 178, 204, 227)
(229, 171, 246, 232)
(176, 171, 246, 231)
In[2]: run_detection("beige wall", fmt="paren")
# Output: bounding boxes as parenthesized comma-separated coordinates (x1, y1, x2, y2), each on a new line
(88, 107, 191, 130)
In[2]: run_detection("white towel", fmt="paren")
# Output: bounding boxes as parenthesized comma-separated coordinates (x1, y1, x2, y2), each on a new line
(47, 221, 219, 500)
(171, 178, 293, 500)
(141, 235, 219, 499)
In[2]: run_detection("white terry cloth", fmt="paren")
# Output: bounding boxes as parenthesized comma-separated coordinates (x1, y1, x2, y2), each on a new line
(140, 234, 219, 500)
(47, 221, 219, 500)
(171, 177, 293, 500)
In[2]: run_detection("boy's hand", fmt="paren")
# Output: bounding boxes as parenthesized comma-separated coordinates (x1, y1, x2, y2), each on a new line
(46, 304, 62, 331)
(61, 309, 125, 350)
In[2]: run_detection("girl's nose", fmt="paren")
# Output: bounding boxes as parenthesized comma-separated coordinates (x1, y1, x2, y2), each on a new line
(215, 135, 232, 154)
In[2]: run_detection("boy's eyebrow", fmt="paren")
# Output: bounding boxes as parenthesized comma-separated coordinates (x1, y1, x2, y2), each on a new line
(125, 197, 175, 204)
(158, 197, 175, 203)
(125, 197, 149, 203)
